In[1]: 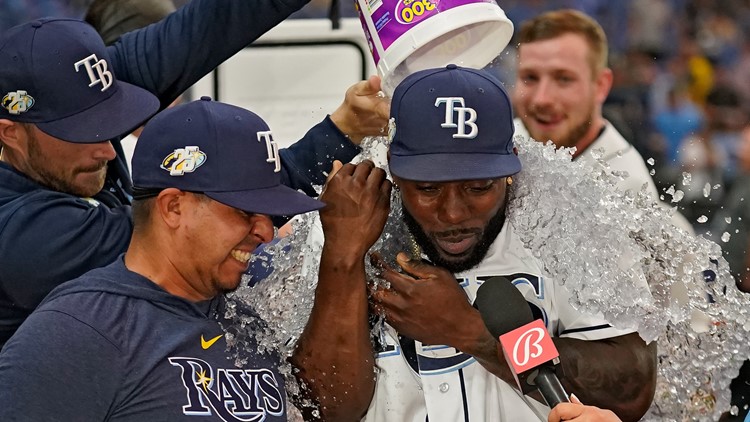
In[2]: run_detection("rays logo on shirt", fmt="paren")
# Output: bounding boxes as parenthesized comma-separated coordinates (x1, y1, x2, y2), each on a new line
(169, 357, 284, 421)
(161, 146, 207, 176)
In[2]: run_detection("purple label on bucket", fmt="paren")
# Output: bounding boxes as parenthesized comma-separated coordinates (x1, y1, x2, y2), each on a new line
(356, 1, 380, 64)
(370, 0, 494, 52)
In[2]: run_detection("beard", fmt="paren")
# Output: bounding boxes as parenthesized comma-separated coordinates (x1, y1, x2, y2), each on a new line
(26, 129, 108, 197)
(526, 100, 595, 150)
(402, 203, 507, 274)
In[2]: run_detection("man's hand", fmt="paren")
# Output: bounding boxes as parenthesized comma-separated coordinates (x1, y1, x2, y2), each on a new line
(319, 160, 391, 259)
(370, 252, 484, 348)
(292, 161, 389, 421)
(329, 75, 390, 144)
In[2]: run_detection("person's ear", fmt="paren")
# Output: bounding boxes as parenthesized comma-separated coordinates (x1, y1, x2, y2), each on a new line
(0, 119, 27, 153)
(154, 188, 187, 229)
(595, 68, 614, 105)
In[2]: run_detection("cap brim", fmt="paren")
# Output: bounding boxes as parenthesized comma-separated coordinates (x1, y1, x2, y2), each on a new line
(206, 185, 324, 217)
(36, 81, 160, 143)
(389, 153, 521, 182)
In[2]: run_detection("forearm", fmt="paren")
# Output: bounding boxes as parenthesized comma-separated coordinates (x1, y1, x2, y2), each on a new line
(280, 117, 360, 195)
(461, 318, 655, 419)
(458, 314, 552, 404)
(291, 247, 375, 421)
(457, 312, 515, 383)
(556, 333, 656, 422)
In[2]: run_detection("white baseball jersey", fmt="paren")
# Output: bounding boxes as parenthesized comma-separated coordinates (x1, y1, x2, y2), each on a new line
(363, 222, 632, 422)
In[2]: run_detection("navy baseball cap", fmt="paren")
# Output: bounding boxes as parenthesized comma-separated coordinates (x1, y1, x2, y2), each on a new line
(388, 64, 520, 182)
(132, 97, 324, 217)
(0, 18, 160, 143)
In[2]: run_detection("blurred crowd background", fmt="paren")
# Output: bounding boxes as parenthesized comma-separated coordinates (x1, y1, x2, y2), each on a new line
(5, 0, 750, 234)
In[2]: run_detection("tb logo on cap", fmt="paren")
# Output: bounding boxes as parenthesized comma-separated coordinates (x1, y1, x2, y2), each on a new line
(74, 54, 113, 92)
(257, 131, 280, 172)
(435, 97, 478, 139)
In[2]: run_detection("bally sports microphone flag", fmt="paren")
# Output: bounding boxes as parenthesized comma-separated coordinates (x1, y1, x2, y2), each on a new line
(499, 319, 560, 384)
(499, 319, 569, 407)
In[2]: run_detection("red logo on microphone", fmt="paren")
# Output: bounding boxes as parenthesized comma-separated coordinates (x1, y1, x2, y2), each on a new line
(499, 319, 559, 375)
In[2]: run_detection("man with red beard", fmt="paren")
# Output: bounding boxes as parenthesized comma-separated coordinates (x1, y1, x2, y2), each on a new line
(511, 9, 692, 232)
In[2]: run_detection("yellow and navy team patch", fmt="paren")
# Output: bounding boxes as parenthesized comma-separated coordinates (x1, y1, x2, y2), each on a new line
(2, 90, 34, 115)
(161, 146, 207, 176)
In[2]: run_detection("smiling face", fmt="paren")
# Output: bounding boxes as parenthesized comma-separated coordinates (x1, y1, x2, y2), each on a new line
(396, 176, 508, 273)
(512, 32, 611, 150)
(181, 194, 274, 299)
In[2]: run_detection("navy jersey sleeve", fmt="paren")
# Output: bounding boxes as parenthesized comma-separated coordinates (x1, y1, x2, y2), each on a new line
(0, 310, 122, 420)
(107, 0, 310, 109)
(105, 0, 361, 207)
(0, 195, 131, 310)
(279, 116, 361, 197)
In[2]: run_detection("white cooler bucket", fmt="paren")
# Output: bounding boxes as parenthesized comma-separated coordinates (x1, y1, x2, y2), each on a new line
(355, 0, 514, 95)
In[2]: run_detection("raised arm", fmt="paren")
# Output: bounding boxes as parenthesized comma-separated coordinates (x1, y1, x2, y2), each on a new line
(291, 160, 391, 421)
(108, 0, 311, 108)
(109, 1, 390, 202)
(276, 77, 390, 219)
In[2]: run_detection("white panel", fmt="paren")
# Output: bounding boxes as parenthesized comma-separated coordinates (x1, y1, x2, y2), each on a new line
(190, 18, 376, 148)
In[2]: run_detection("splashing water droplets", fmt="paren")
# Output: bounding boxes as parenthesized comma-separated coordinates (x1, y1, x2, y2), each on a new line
(222, 135, 748, 422)
(682, 172, 692, 186)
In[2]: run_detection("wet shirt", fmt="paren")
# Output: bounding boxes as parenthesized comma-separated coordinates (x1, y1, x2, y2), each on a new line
(364, 223, 632, 422)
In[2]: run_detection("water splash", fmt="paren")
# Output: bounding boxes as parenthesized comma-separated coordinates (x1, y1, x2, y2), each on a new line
(682, 172, 693, 186)
(224, 135, 750, 421)
(509, 138, 750, 422)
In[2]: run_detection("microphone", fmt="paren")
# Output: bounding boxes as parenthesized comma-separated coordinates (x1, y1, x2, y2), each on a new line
(475, 276, 570, 408)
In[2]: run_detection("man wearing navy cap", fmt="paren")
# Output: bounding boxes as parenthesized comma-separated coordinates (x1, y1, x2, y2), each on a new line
(303, 65, 655, 421)
(0, 6, 389, 347)
(0, 98, 391, 421)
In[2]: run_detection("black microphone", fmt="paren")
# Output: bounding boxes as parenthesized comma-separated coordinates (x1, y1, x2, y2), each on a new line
(475, 276, 570, 408)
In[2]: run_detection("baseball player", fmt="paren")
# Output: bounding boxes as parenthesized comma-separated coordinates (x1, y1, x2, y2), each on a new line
(280, 65, 655, 422)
